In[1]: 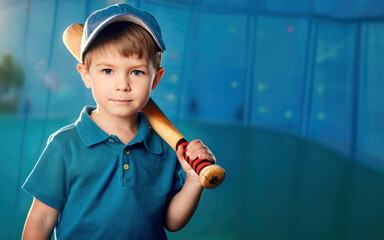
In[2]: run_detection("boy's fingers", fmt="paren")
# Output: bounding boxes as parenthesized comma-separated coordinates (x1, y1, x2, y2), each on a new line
(178, 139, 216, 164)
(187, 147, 215, 164)
(186, 140, 209, 153)
(196, 153, 216, 163)
(187, 148, 213, 160)
(186, 139, 204, 149)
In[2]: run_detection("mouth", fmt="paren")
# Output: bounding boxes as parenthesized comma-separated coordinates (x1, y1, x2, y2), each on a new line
(111, 99, 132, 104)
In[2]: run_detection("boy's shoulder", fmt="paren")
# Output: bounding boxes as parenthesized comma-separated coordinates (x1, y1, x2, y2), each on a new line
(47, 123, 79, 144)
(47, 106, 96, 147)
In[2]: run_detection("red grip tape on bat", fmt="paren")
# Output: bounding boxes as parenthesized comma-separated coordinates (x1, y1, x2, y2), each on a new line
(176, 138, 213, 175)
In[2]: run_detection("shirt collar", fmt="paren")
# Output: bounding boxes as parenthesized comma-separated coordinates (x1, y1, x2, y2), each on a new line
(75, 106, 162, 155)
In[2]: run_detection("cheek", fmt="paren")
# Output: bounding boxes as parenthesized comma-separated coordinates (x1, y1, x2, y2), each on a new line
(133, 81, 152, 99)
(90, 81, 110, 100)
(136, 85, 151, 98)
(135, 79, 152, 91)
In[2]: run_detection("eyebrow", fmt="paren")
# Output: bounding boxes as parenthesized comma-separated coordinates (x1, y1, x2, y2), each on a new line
(95, 62, 115, 68)
(95, 62, 149, 69)
(130, 64, 150, 69)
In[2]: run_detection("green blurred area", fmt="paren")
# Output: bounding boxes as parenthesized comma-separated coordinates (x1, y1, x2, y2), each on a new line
(1, 116, 383, 240)
(0, 54, 24, 114)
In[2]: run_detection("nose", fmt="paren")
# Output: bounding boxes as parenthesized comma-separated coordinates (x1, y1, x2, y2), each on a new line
(115, 76, 131, 92)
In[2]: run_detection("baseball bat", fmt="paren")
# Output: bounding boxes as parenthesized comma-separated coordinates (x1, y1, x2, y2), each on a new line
(62, 23, 225, 189)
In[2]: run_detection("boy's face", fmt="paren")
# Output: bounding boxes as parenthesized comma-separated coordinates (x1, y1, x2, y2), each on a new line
(77, 44, 164, 120)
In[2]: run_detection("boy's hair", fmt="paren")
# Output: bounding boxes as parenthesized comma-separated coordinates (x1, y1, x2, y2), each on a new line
(83, 21, 162, 70)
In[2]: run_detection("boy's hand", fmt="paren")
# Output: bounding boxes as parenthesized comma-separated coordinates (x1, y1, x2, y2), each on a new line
(176, 139, 216, 184)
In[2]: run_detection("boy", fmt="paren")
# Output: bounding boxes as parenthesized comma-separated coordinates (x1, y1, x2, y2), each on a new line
(22, 3, 216, 240)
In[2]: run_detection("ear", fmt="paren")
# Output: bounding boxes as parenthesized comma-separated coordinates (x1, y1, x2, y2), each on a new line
(77, 63, 92, 89)
(151, 67, 164, 90)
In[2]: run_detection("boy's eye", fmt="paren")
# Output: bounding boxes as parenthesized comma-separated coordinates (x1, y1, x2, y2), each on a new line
(132, 70, 144, 76)
(102, 69, 113, 75)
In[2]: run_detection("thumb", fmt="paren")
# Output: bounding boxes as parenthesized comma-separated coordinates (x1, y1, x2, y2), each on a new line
(176, 144, 195, 173)
(176, 144, 186, 161)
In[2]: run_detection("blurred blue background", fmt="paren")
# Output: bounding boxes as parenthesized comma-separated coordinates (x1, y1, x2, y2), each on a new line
(1, 0, 384, 239)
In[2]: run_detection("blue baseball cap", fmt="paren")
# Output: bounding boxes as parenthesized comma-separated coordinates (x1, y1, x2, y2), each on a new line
(80, 3, 166, 61)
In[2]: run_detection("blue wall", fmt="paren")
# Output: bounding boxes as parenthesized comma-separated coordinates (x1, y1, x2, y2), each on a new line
(1, 0, 384, 239)
(1, 0, 383, 161)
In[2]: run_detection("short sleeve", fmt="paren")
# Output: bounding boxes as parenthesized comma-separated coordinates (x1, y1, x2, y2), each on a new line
(22, 134, 69, 210)
(167, 159, 185, 198)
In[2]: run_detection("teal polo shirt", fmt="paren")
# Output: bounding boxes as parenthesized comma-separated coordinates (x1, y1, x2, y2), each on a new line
(22, 106, 185, 240)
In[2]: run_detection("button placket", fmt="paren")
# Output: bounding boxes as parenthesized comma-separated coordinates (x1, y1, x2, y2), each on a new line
(122, 148, 131, 172)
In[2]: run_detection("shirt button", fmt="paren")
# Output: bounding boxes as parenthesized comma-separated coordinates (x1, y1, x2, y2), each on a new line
(109, 138, 115, 143)
(125, 149, 131, 155)
(123, 164, 130, 170)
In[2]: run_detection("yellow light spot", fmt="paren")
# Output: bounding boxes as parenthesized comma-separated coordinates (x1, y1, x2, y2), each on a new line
(317, 85, 324, 94)
(259, 107, 268, 113)
(228, 25, 237, 34)
(166, 93, 176, 102)
(257, 83, 267, 91)
(170, 74, 179, 83)
(317, 112, 326, 120)
(285, 111, 293, 119)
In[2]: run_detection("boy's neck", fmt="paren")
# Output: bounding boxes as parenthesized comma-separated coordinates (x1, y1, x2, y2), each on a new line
(90, 108, 139, 145)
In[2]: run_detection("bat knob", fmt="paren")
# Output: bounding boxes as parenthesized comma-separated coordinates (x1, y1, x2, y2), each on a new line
(199, 164, 226, 189)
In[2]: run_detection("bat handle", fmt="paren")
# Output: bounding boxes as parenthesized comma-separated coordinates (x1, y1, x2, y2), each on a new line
(176, 138, 225, 189)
